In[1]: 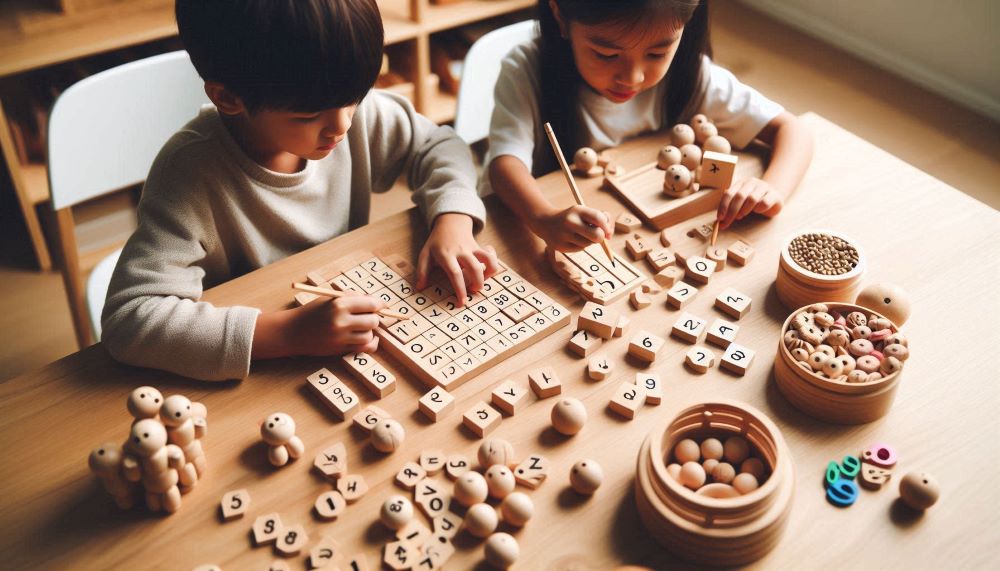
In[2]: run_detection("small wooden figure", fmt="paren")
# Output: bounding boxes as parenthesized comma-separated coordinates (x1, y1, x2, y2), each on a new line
(720, 343, 756, 376)
(126, 386, 163, 420)
(513, 455, 550, 489)
(124, 419, 184, 513)
(587, 354, 614, 380)
(706, 318, 739, 348)
(568, 329, 602, 357)
(371, 419, 406, 453)
(615, 212, 642, 233)
(88, 442, 135, 509)
(663, 164, 694, 196)
(628, 330, 665, 362)
(159, 394, 204, 488)
(666, 281, 698, 309)
(550, 398, 588, 436)
(396, 462, 427, 490)
(491, 380, 528, 415)
(528, 367, 562, 398)
(685, 256, 715, 285)
(313, 442, 347, 480)
(679, 143, 702, 171)
(700, 151, 738, 189)
(462, 402, 502, 438)
(220, 489, 250, 520)
(671, 123, 696, 147)
(625, 234, 651, 260)
(715, 287, 752, 320)
(577, 302, 617, 339)
(703, 135, 731, 154)
(260, 413, 305, 467)
(609, 382, 646, 419)
(727, 240, 755, 265)
(569, 459, 604, 495)
(684, 346, 716, 374)
(314, 490, 347, 520)
(671, 312, 708, 344)
(418, 386, 455, 422)
(253, 513, 284, 546)
(634, 373, 663, 405)
(337, 474, 368, 502)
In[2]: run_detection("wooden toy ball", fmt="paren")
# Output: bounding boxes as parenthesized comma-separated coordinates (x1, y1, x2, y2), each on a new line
(484, 532, 519, 569)
(856, 283, 912, 326)
(898, 472, 939, 510)
(478, 438, 516, 468)
(570, 459, 604, 495)
(703, 135, 732, 154)
(664, 164, 692, 194)
(551, 398, 587, 436)
(499, 491, 534, 527)
(127, 386, 163, 419)
(370, 419, 405, 453)
(464, 503, 499, 538)
(679, 143, 702, 171)
(380, 494, 413, 530)
(671, 123, 696, 147)
(673, 438, 700, 464)
(485, 465, 516, 499)
(690, 113, 710, 129)
(695, 121, 718, 144)
(454, 471, 489, 506)
(574, 147, 598, 171)
(657, 145, 682, 169)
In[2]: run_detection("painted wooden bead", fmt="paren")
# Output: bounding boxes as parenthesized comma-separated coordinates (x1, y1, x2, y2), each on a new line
(807, 352, 830, 371)
(793, 311, 815, 329)
(702, 134, 731, 154)
(815, 345, 835, 358)
(808, 303, 829, 313)
(884, 343, 909, 361)
(868, 328, 893, 343)
(783, 330, 800, 345)
(856, 355, 880, 373)
(573, 147, 598, 171)
(674, 439, 701, 464)
(869, 350, 885, 362)
(723, 436, 750, 464)
(849, 339, 874, 357)
(679, 461, 706, 490)
(664, 164, 692, 194)
(499, 492, 534, 527)
(464, 503, 499, 538)
(370, 419, 405, 453)
(697, 483, 740, 498)
(700, 438, 724, 461)
(690, 113, 710, 128)
(380, 495, 413, 530)
(478, 439, 516, 469)
(837, 354, 856, 374)
(791, 347, 810, 362)
(671, 123, 696, 147)
(732, 473, 760, 495)
(485, 465, 516, 500)
(454, 471, 489, 506)
(814, 312, 834, 327)
(880, 356, 903, 376)
(856, 283, 912, 325)
(657, 145, 683, 169)
(740, 457, 766, 480)
(886, 332, 908, 347)
(551, 398, 587, 436)
(861, 443, 898, 467)
(851, 326, 872, 340)
(797, 324, 824, 346)
(484, 532, 519, 569)
(846, 370, 868, 383)
(712, 462, 736, 484)
(899, 472, 939, 510)
(679, 143, 703, 170)
(846, 312, 867, 328)
(570, 459, 604, 495)
(821, 358, 845, 378)
(866, 372, 883, 382)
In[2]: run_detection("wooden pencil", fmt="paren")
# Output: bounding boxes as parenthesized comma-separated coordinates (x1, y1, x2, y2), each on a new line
(292, 282, 410, 320)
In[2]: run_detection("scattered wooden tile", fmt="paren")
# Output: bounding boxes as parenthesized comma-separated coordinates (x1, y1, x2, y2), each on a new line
(396, 519, 433, 547)
(491, 380, 528, 415)
(528, 367, 563, 398)
(700, 151, 738, 189)
(433, 512, 463, 539)
(445, 455, 471, 480)
(614, 315, 629, 337)
(630, 289, 652, 310)
(309, 536, 344, 569)
(728, 240, 755, 265)
(615, 212, 642, 233)
(395, 462, 427, 490)
(314, 490, 346, 521)
(609, 382, 646, 419)
(587, 354, 614, 380)
(671, 312, 708, 344)
(654, 266, 685, 288)
(706, 318, 739, 348)
(568, 329, 602, 357)
(420, 450, 446, 475)
(220, 489, 250, 520)
(625, 234, 652, 260)
(684, 346, 716, 374)
(720, 343, 756, 376)
(418, 386, 455, 422)
(646, 248, 676, 271)
(634, 372, 663, 405)
(513, 455, 550, 489)
(706, 245, 728, 271)
(313, 442, 347, 479)
(352, 405, 391, 433)
(275, 524, 308, 556)
(252, 513, 284, 546)
(337, 474, 368, 503)
(685, 256, 715, 285)
(462, 402, 502, 438)
(715, 287, 752, 319)
(666, 281, 698, 309)
(628, 330, 665, 362)
(577, 301, 617, 339)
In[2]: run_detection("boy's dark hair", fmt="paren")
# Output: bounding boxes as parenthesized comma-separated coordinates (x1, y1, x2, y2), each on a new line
(176, 0, 384, 112)
(537, 0, 711, 172)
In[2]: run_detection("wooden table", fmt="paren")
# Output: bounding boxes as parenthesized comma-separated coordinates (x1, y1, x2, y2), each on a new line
(1, 113, 997, 570)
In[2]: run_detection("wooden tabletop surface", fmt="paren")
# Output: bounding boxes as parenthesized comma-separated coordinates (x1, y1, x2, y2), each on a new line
(1, 113, 998, 570)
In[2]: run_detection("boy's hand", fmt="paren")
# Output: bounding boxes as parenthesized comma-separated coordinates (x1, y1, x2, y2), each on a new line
(716, 178, 784, 230)
(253, 292, 385, 359)
(416, 213, 499, 304)
(533, 205, 612, 253)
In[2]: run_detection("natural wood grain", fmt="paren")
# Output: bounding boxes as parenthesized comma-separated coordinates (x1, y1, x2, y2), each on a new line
(0, 114, 998, 569)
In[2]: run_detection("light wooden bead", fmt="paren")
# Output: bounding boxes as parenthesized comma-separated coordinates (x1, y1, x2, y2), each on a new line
(550, 398, 587, 436)
(700, 438, 724, 461)
(664, 164, 692, 194)
(657, 145, 682, 169)
(464, 503, 499, 538)
(884, 343, 909, 361)
(697, 483, 740, 499)
(679, 461, 706, 490)
(899, 472, 939, 510)
(827, 329, 850, 347)
(694, 121, 718, 144)
(484, 532, 519, 569)
(673, 439, 701, 464)
(666, 463, 682, 481)
(880, 356, 903, 376)
(856, 355, 880, 373)
(702, 135, 731, 154)
(822, 358, 845, 378)
(849, 339, 874, 357)
(733, 472, 760, 494)
(454, 471, 489, 506)
(723, 436, 750, 464)
(478, 439, 516, 469)
(679, 144, 703, 171)
(690, 113, 710, 129)
(808, 351, 829, 372)
(847, 370, 868, 383)
(485, 465, 516, 499)
(671, 123, 696, 147)
(499, 491, 534, 527)
(838, 354, 857, 373)
(127, 386, 163, 419)
(741, 457, 766, 480)
(711, 462, 736, 484)
(570, 459, 603, 495)
(370, 419, 405, 453)
(574, 147, 598, 171)
(856, 283, 912, 325)
(380, 495, 413, 530)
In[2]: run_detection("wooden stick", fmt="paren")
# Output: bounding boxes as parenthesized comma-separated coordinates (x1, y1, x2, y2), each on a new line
(292, 283, 410, 320)
(711, 219, 720, 247)
(543, 122, 617, 266)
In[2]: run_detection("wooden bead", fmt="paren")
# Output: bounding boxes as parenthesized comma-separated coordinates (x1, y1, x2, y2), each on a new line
(380, 495, 413, 530)
(464, 503, 498, 538)
(484, 532, 519, 569)
(846, 312, 868, 328)
(666, 463, 682, 481)
(499, 492, 534, 527)
(671, 123, 696, 147)
(733, 473, 760, 494)
(657, 145, 682, 169)
(723, 436, 750, 464)
(700, 438, 723, 461)
(573, 147, 598, 171)
(808, 352, 829, 371)
(697, 483, 740, 499)
(880, 356, 903, 375)
(679, 461, 706, 490)
(550, 398, 587, 436)
(849, 339, 874, 357)
(711, 462, 736, 484)
(702, 458, 719, 475)
(702, 134, 731, 154)
(740, 458, 766, 480)
(370, 419, 405, 453)
(454, 471, 489, 506)
(679, 143, 702, 171)
(569, 459, 603, 495)
(899, 472, 939, 510)
(478, 439, 516, 469)
(694, 121, 718, 144)
(673, 439, 701, 464)
(884, 343, 909, 361)
(485, 465, 516, 500)
(856, 283, 911, 325)
(856, 355, 880, 373)
(663, 164, 692, 194)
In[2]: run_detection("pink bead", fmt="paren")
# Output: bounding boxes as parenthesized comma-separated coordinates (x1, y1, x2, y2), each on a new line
(869, 329, 893, 343)
(861, 443, 897, 468)
(869, 350, 884, 362)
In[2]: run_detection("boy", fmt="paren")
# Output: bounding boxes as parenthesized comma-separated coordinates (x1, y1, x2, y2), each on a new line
(102, 0, 498, 380)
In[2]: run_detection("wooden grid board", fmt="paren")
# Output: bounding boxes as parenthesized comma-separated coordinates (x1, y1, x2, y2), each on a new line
(299, 254, 571, 390)
(603, 162, 723, 231)
(547, 242, 645, 305)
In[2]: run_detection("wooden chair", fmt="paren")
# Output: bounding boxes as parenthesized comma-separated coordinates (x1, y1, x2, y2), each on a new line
(47, 50, 209, 348)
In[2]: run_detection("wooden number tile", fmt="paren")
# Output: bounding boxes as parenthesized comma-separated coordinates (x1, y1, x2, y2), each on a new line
(383, 540, 417, 570)
(514, 455, 550, 489)
(309, 536, 344, 569)
(501, 299, 536, 323)
(342, 352, 375, 377)
(684, 346, 716, 374)
(628, 330, 665, 362)
(313, 442, 348, 479)
(685, 256, 715, 285)
(418, 387, 455, 422)
(220, 489, 250, 520)
(700, 151, 738, 189)
(359, 362, 397, 399)
(253, 513, 284, 546)
(646, 247, 676, 271)
(345, 265, 371, 284)
(578, 301, 617, 339)
(630, 289, 652, 310)
(614, 315, 629, 337)
(434, 511, 463, 539)
(706, 318, 739, 348)
(720, 343, 756, 376)
(387, 320, 421, 343)
(445, 454, 471, 480)
(420, 450, 447, 475)
(306, 368, 340, 397)
(671, 312, 708, 344)
(462, 402, 502, 438)
(587, 354, 614, 381)
(507, 280, 537, 299)
(395, 462, 427, 490)
(318, 381, 360, 420)
(416, 490, 450, 520)
(615, 212, 642, 233)
(275, 524, 309, 556)
(528, 367, 563, 398)
(728, 240, 755, 265)
(353, 405, 391, 433)
(361, 256, 390, 275)
(421, 305, 450, 325)
(625, 234, 652, 260)
(337, 474, 369, 502)
(666, 280, 699, 309)
(503, 322, 534, 345)
(330, 274, 360, 292)
(491, 380, 529, 415)
(314, 490, 347, 521)
(706, 245, 728, 271)
(634, 373, 663, 405)
(715, 287, 752, 320)
(609, 382, 646, 419)
(433, 362, 466, 389)
(655, 266, 685, 288)
(405, 292, 434, 312)
(396, 519, 433, 547)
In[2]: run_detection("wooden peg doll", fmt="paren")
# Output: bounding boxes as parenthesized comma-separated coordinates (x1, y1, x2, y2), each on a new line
(190, 401, 208, 439)
(125, 419, 184, 513)
(160, 395, 207, 487)
(126, 386, 163, 421)
(88, 442, 136, 509)
(260, 413, 305, 467)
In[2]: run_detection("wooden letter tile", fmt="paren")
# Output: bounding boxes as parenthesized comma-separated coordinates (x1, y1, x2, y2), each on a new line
(654, 266, 685, 288)
(615, 212, 642, 233)
(671, 312, 708, 344)
(715, 287, 752, 319)
(418, 387, 455, 422)
(395, 462, 427, 490)
(513, 455, 550, 489)
(491, 380, 529, 415)
(720, 343, 756, 376)
(646, 247, 676, 271)
(318, 381, 360, 420)
(609, 382, 646, 419)
(306, 368, 339, 397)
(628, 330, 665, 362)
(666, 281, 699, 309)
(685, 256, 715, 285)
(314, 490, 346, 520)
(700, 151, 738, 189)
(728, 240, 755, 265)
(634, 373, 663, 405)
(528, 367, 563, 398)
(420, 450, 447, 475)
(337, 474, 368, 502)
(220, 489, 251, 520)
(706, 318, 739, 348)
(462, 402, 502, 438)
(252, 513, 284, 546)
(684, 346, 716, 374)
(577, 301, 617, 339)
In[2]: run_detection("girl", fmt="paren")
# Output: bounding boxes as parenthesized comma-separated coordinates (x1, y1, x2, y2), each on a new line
(486, 0, 812, 251)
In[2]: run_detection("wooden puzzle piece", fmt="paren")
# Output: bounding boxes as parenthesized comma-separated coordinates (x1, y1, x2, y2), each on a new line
(700, 151, 738, 189)
(666, 281, 698, 309)
(640, 279, 663, 295)
(720, 343, 756, 376)
(629, 289, 652, 310)
(549, 244, 644, 305)
(445, 455, 470, 480)
(462, 402, 502, 438)
(706, 318, 739, 348)
(615, 212, 642, 233)
(671, 312, 707, 344)
(313, 442, 347, 479)
(418, 386, 455, 422)
(628, 330, 665, 362)
(253, 513, 284, 546)
(706, 245, 728, 271)
(634, 372, 663, 405)
(528, 367, 563, 398)
(352, 405, 390, 432)
(395, 462, 427, 490)
(587, 354, 614, 380)
(646, 247, 676, 271)
(625, 234, 652, 260)
(491, 380, 528, 415)
(684, 346, 716, 374)
(514, 455, 550, 489)
(609, 382, 646, 419)
(715, 287, 752, 320)
(275, 524, 309, 556)
(577, 301, 618, 339)
(220, 489, 250, 520)
(314, 490, 347, 520)
(685, 256, 715, 284)
(337, 474, 368, 502)
(728, 240, 755, 265)
(568, 329, 602, 357)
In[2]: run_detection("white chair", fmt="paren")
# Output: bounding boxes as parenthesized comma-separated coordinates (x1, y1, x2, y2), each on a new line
(453, 20, 537, 145)
(47, 50, 209, 348)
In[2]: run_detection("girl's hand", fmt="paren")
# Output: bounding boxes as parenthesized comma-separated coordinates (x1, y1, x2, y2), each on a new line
(716, 177, 784, 230)
(417, 213, 500, 304)
(533, 205, 613, 252)
(253, 291, 385, 359)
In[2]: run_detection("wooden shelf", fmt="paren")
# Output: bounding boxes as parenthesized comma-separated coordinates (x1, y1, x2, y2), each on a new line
(424, 0, 534, 33)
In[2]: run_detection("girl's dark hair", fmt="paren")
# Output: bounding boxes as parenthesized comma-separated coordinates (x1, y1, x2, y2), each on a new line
(176, 0, 384, 112)
(537, 0, 711, 170)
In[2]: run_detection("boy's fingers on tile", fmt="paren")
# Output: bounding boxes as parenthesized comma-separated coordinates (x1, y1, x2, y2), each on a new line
(416, 247, 432, 290)
(477, 245, 500, 278)
(459, 251, 485, 294)
(441, 255, 467, 303)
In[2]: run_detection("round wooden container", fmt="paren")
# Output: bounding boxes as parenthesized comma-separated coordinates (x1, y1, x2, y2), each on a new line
(773, 303, 903, 424)
(775, 229, 866, 309)
(634, 400, 794, 566)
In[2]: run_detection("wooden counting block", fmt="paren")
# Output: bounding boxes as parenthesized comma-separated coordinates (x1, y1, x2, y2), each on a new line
(655, 266, 685, 288)
(720, 343, 756, 376)
(395, 462, 427, 490)
(253, 513, 284, 546)
(462, 402, 502, 438)
(671, 312, 708, 344)
(306, 368, 340, 397)
(352, 405, 391, 432)
(628, 330, 665, 362)
(614, 315, 629, 337)
(706, 245, 728, 271)
(418, 387, 455, 422)
(625, 233, 652, 260)
(684, 346, 716, 374)
(319, 381, 360, 420)
(706, 318, 739, 348)
(634, 372, 663, 405)
(629, 288, 652, 310)
(685, 256, 715, 285)
(337, 474, 368, 502)
(359, 362, 397, 399)
(615, 212, 642, 234)
(728, 240, 755, 265)
(309, 537, 345, 569)
(700, 150, 738, 189)
(420, 450, 447, 475)
(275, 524, 309, 556)
(514, 455, 550, 489)
(666, 281, 698, 309)
(313, 442, 348, 479)
(609, 382, 646, 419)
(314, 490, 347, 521)
(587, 354, 614, 380)
(568, 329, 602, 357)
(715, 287, 752, 320)
(491, 380, 529, 415)
(445, 454, 471, 480)
(528, 367, 563, 398)
(577, 301, 617, 339)
(646, 247, 676, 271)
(220, 489, 250, 520)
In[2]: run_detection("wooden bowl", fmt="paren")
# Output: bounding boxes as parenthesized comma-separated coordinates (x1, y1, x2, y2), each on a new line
(634, 400, 794, 566)
(773, 303, 903, 424)
(775, 229, 866, 309)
